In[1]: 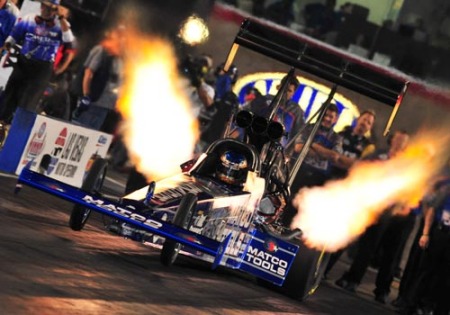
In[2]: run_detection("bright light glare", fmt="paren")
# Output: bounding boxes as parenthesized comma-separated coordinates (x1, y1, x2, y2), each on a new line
(178, 15, 209, 45)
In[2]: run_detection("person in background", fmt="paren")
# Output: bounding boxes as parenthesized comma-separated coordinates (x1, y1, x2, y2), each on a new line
(324, 109, 377, 277)
(242, 86, 262, 106)
(303, 0, 338, 40)
(397, 159, 450, 315)
(184, 53, 215, 119)
(0, 0, 74, 123)
(71, 25, 125, 132)
(335, 130, 411, 298)
(291, 103, 342, 186)
(196, 63, 239, 152)
(331, 109, 376, 178)
(282, 103, 342, 225)
(242, 74, 305, 148)
(0, 0, 19, 48)
(182, 54, 216, 153)
(264, 0, 295, 27)
(37, 6, 76, 120)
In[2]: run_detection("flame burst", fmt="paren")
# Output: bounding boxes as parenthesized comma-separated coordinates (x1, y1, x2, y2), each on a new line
(117, 32, 198, 181)
(291, 130, 450, 252)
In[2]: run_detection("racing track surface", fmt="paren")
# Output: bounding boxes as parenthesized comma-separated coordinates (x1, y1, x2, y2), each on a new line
(0, 170, 399, 314)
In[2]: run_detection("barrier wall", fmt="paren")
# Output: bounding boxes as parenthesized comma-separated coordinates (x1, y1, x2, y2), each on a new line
(0, 108, 112, 188)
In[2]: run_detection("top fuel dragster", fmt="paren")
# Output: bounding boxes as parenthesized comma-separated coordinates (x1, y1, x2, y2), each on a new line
(16, 19, 408, 300)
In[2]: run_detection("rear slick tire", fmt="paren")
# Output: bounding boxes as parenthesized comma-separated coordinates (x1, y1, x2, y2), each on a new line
(281, 240, 330, 301)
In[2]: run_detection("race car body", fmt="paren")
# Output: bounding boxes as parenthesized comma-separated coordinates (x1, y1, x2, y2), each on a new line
(18, 138, 300, 287)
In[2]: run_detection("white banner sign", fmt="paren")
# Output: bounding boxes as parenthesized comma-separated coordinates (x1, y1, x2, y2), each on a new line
(16, 115, 113, 188)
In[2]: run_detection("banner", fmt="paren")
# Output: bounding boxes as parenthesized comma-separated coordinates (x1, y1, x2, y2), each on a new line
(15, 115, 112, 188)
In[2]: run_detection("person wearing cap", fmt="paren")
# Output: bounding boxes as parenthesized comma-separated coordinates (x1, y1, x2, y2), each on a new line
(0, 0, 19, 47)
(0, 0, 75, 123)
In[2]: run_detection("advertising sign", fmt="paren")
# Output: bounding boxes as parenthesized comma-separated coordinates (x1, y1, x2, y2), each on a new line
(16, 115, 112, 188)
(234, 72, 361, 131)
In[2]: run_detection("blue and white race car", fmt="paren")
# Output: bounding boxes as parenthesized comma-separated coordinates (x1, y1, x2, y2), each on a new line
(17, 19, 408, 301)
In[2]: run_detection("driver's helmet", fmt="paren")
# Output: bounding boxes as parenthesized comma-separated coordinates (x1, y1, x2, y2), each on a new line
(216, 151, 248, 186)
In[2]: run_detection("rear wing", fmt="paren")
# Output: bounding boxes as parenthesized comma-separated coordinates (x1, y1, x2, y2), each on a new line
(223, 18, 409, 135)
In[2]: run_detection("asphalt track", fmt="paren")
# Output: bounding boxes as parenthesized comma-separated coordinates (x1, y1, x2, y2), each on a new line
(0, 170, 400, 314)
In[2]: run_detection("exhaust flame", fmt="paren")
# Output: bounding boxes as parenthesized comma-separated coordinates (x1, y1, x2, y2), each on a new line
(291, 130, 450, 252)
(117, 32, 198, 181)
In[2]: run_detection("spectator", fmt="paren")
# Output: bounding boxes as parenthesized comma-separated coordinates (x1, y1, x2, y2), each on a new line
(324, 109, 376, 276)
(331, 109, 376, 179)
(196, 63, 240, 152)
(242, 74, 305, 148)
(37, 6, 76, 120)
(334, 130, 410, 297)
(187, 53, 215, 118)
(371, 206, 417, 304)
(303, 0, 338, 39)
(213, 62, 238, 102)
(292, 102, 342, 185)
(264, 0, 295, 27)
(0, 0, 19, 48)
(391, 204, 428, 311)
(72, 25, 125, 132)
(52, 8, 76, 77)
(0, 0, 74, 123)
(242, 85, 262, 105)
(412, 18, 429, 43)
(334, 2, 353, 27)
(398, 160, 450, 315)
(283, 102, 342, 225)
(180, 53, 215, 153)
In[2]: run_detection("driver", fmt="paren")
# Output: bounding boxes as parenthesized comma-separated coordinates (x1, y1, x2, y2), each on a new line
(215, 151, 248, 187)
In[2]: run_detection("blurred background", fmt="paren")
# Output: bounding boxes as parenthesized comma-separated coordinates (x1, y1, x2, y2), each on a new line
(11, 0, 450, 84)
(218, 0, 450, 84)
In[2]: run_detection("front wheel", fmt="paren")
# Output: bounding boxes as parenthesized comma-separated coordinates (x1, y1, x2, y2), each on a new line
(69, 158, 108, 231)
(160, 193, 197, 266)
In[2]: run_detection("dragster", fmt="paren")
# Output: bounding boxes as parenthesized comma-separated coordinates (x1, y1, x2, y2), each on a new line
(16, 19, 408, 300)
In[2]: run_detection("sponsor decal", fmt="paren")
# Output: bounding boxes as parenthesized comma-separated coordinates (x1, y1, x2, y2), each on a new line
(47, 184, 64, 192)
(264, 239, 278, 253)
(177, 233, 202, 244)
(82, 195, 163, 229)
(245, 245, 288, 276)
(47, 127, 67, 174)
(27, 33, 60, 46)
(234, 72, 360, 131)
(22, 122, 47, 168)
(97, 135, 108, 146)
(46, 131, 90, 178)
(61, 133, 89, 162)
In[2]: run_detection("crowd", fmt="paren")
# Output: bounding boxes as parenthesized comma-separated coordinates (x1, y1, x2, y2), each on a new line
(0, 2, 448, 314)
